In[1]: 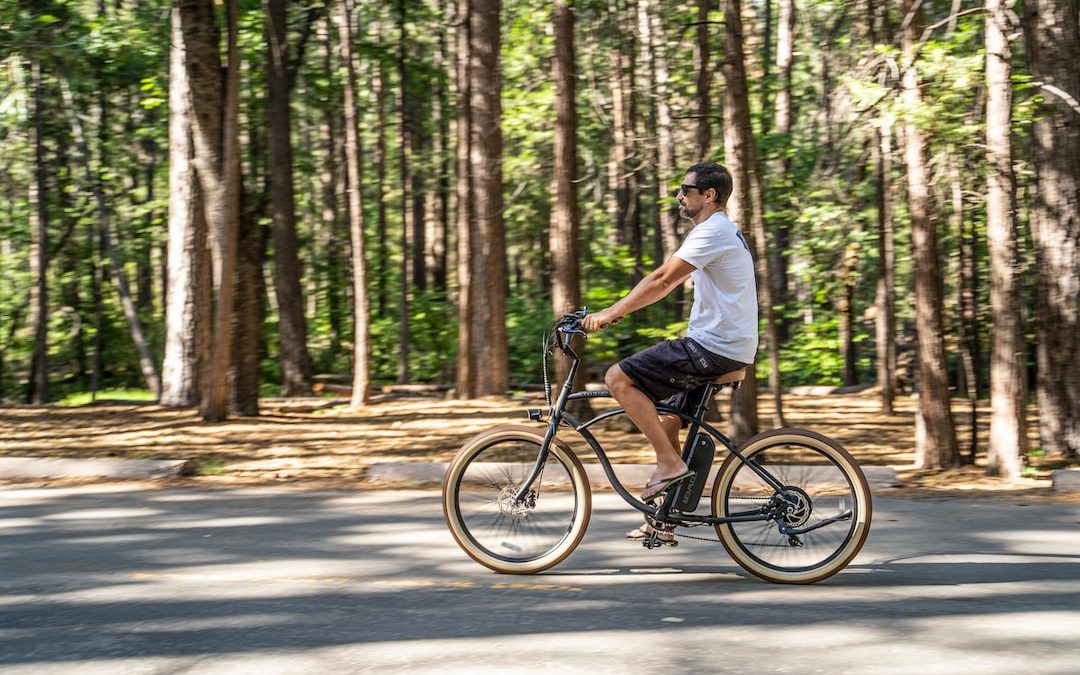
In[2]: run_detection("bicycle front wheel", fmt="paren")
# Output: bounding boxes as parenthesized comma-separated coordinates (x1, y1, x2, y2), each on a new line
(442, 425, 591, 574)
(711, 428, 872, 584)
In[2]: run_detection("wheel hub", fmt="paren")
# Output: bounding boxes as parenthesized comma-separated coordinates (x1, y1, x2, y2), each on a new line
(777, 486, 812, 528)
(497, 486, 536, 518)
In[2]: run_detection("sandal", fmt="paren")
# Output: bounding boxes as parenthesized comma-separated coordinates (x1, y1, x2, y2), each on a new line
(625, 521, 677, 546)
(640, 470, 695, 503)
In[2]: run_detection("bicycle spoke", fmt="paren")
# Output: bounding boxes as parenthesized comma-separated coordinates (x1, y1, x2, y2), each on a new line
(448, 434, 585, 566)
(715, 431, 871, 582)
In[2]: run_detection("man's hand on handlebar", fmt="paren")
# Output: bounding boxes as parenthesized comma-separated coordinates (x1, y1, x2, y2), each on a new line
(582, 309, 623, 332)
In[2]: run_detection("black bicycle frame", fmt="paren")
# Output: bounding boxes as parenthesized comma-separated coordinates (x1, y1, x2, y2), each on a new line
(512, 328, 787, 527)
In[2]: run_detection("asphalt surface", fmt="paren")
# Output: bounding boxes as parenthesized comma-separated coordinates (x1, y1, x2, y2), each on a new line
(1, 486, 1078, 674)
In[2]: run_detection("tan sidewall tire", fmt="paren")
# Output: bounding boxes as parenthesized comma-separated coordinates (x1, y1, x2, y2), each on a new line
(441, 425, 591, 574)
(711, 428, 873, 584)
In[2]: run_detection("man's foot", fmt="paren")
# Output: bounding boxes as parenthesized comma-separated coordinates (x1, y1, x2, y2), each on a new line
(640, 470, 695, 502)
(625, 523, 677, 546)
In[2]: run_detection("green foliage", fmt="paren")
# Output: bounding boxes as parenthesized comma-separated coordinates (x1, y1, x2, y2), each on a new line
(55, 388, 156, 407)
(0, 0, 1046, 421)
(190, 457, 230, 476)
(775, 317, 872, 387)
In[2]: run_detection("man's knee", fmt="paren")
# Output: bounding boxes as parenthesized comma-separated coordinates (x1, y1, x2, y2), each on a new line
(605, 364, 631, 393)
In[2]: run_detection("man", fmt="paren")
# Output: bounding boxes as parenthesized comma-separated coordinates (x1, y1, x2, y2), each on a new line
(583, 162, 758, 536)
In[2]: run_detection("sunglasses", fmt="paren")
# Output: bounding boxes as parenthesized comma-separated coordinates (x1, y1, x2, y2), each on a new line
(676, 184, 701, 196)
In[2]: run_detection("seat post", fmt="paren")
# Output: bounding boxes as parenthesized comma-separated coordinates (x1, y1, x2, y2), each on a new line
(690, 383, 718, 421)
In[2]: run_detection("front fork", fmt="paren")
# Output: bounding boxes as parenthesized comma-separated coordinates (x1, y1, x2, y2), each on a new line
(511, 349, 580, 504)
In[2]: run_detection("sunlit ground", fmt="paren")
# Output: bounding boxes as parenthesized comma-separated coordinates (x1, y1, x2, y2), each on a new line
(0, 389, 1062, 498)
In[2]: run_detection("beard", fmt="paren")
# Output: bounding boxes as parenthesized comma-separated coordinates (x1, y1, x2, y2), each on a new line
(680, 203, 701, 220)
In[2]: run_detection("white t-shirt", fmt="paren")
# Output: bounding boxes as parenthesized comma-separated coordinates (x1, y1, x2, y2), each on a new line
(673, 211, 759, 364)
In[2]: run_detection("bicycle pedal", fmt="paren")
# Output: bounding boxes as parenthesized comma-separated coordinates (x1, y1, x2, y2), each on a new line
(641, 535, 678, 549)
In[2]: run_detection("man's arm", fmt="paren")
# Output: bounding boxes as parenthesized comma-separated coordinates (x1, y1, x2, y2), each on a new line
(582, 256, 696, 331)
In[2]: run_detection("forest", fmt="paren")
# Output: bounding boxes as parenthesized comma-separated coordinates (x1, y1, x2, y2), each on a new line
(0, 0, 1077, 478)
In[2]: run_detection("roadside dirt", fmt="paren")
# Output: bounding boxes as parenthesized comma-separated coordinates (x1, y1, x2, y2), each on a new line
(0, 390, 1073, 501)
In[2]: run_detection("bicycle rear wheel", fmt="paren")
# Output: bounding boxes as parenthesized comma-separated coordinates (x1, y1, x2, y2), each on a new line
(711, 428, 872, 584)
(442, 425, 591, 574)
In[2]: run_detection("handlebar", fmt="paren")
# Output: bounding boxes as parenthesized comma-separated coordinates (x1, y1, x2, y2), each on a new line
(554, 309, 588, 351)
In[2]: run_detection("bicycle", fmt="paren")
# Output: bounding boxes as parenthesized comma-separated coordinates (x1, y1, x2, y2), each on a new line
(442, 310, 872, 584)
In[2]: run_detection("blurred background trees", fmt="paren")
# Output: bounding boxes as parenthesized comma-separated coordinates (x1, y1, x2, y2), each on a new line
(1, 0, 1077, 471)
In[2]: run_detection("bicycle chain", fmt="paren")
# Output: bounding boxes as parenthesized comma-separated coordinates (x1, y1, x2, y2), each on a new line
(660, 496, 795, 546)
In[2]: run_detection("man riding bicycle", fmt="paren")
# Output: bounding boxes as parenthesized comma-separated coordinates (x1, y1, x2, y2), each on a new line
(582, 162, 759, 542)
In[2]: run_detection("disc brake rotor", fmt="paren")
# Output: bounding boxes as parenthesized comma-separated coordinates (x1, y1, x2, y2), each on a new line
(778, 487, 812, 528)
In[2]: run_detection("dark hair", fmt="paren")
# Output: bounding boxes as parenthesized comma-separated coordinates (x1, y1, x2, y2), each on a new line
(686, 162, 733, 207)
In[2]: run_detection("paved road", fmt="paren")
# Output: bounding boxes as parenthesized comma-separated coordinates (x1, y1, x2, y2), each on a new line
(1, 486, 1078, 674)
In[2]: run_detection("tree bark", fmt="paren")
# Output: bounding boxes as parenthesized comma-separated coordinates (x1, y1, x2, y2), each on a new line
(231, 194, 263, 416)
(694, 0, 712, 160)
(952, 154, 979, 463)
(839, 239, 859, 387)
(984, 0, 1028, 476)
(432, 2, 452, 293)
(1024, 0, 1080, 460)
(26, 57, 48, 405)
(265, 0, 313, 397)
(454, 0, 475, 397)
(550, 0, 589, 413)
(178, 0, 241, 421)
(371, 12, 390, 318)
(162, 3, 211, 408)
(874, 121, 897, 415)
(397, 0, 412, 384)
(458, 0, 508, 397)
(335, 0, 372, 408)
(317, 16, 344, 354)
(901, 0, 959, 468)
(770, 0, 794, 342)
(722, 0, 763, 442)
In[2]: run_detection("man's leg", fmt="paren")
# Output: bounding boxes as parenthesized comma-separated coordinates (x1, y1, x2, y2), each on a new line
(605, 364, 688, 483)
(658, 412, 682, 463)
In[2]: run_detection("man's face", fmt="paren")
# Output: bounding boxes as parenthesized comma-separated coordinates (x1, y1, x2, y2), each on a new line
(677, 172, 706, 220)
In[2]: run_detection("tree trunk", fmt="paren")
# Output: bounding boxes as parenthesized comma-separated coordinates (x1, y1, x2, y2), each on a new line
(1024, 0, 1080, 460)
(265, 0, 312, 397)
(694, 0, 712, 160)
(874, 122, 897, 415)
(458, 0, 508, 398)
(336, 0, 372, 408)
(432, 2, 452, 293)
(550, 0, 589, 413)
(722, 0, 763, 442)
(231, 193, 263, 416)
(397, 0, 412, 384)
(608, 1, 639, 267)
(26, 57, 48, 405)
(953, 154, 979, 463)
(759, 0, 772, 137)
(90, 217, 104, 398)
(902, 0, 959, 468)
(839, 240, 858, 387)
(373, 10, 390, 317)
(162, 2, 211, 408)
(454, 0, 475, 397)
(179, 0, 241, 421)
(232, 77, 266, 419)
(316, 16, 344, 354)
(770, 0, 794, 343)
(637, 0, 659, 273)
(983, 0, 1028, 477)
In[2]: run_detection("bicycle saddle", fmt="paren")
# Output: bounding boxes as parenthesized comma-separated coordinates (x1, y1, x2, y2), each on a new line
(711, 368, 746, 385)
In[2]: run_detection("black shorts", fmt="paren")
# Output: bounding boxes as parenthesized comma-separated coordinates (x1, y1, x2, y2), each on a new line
(618, 337, 750, 415)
